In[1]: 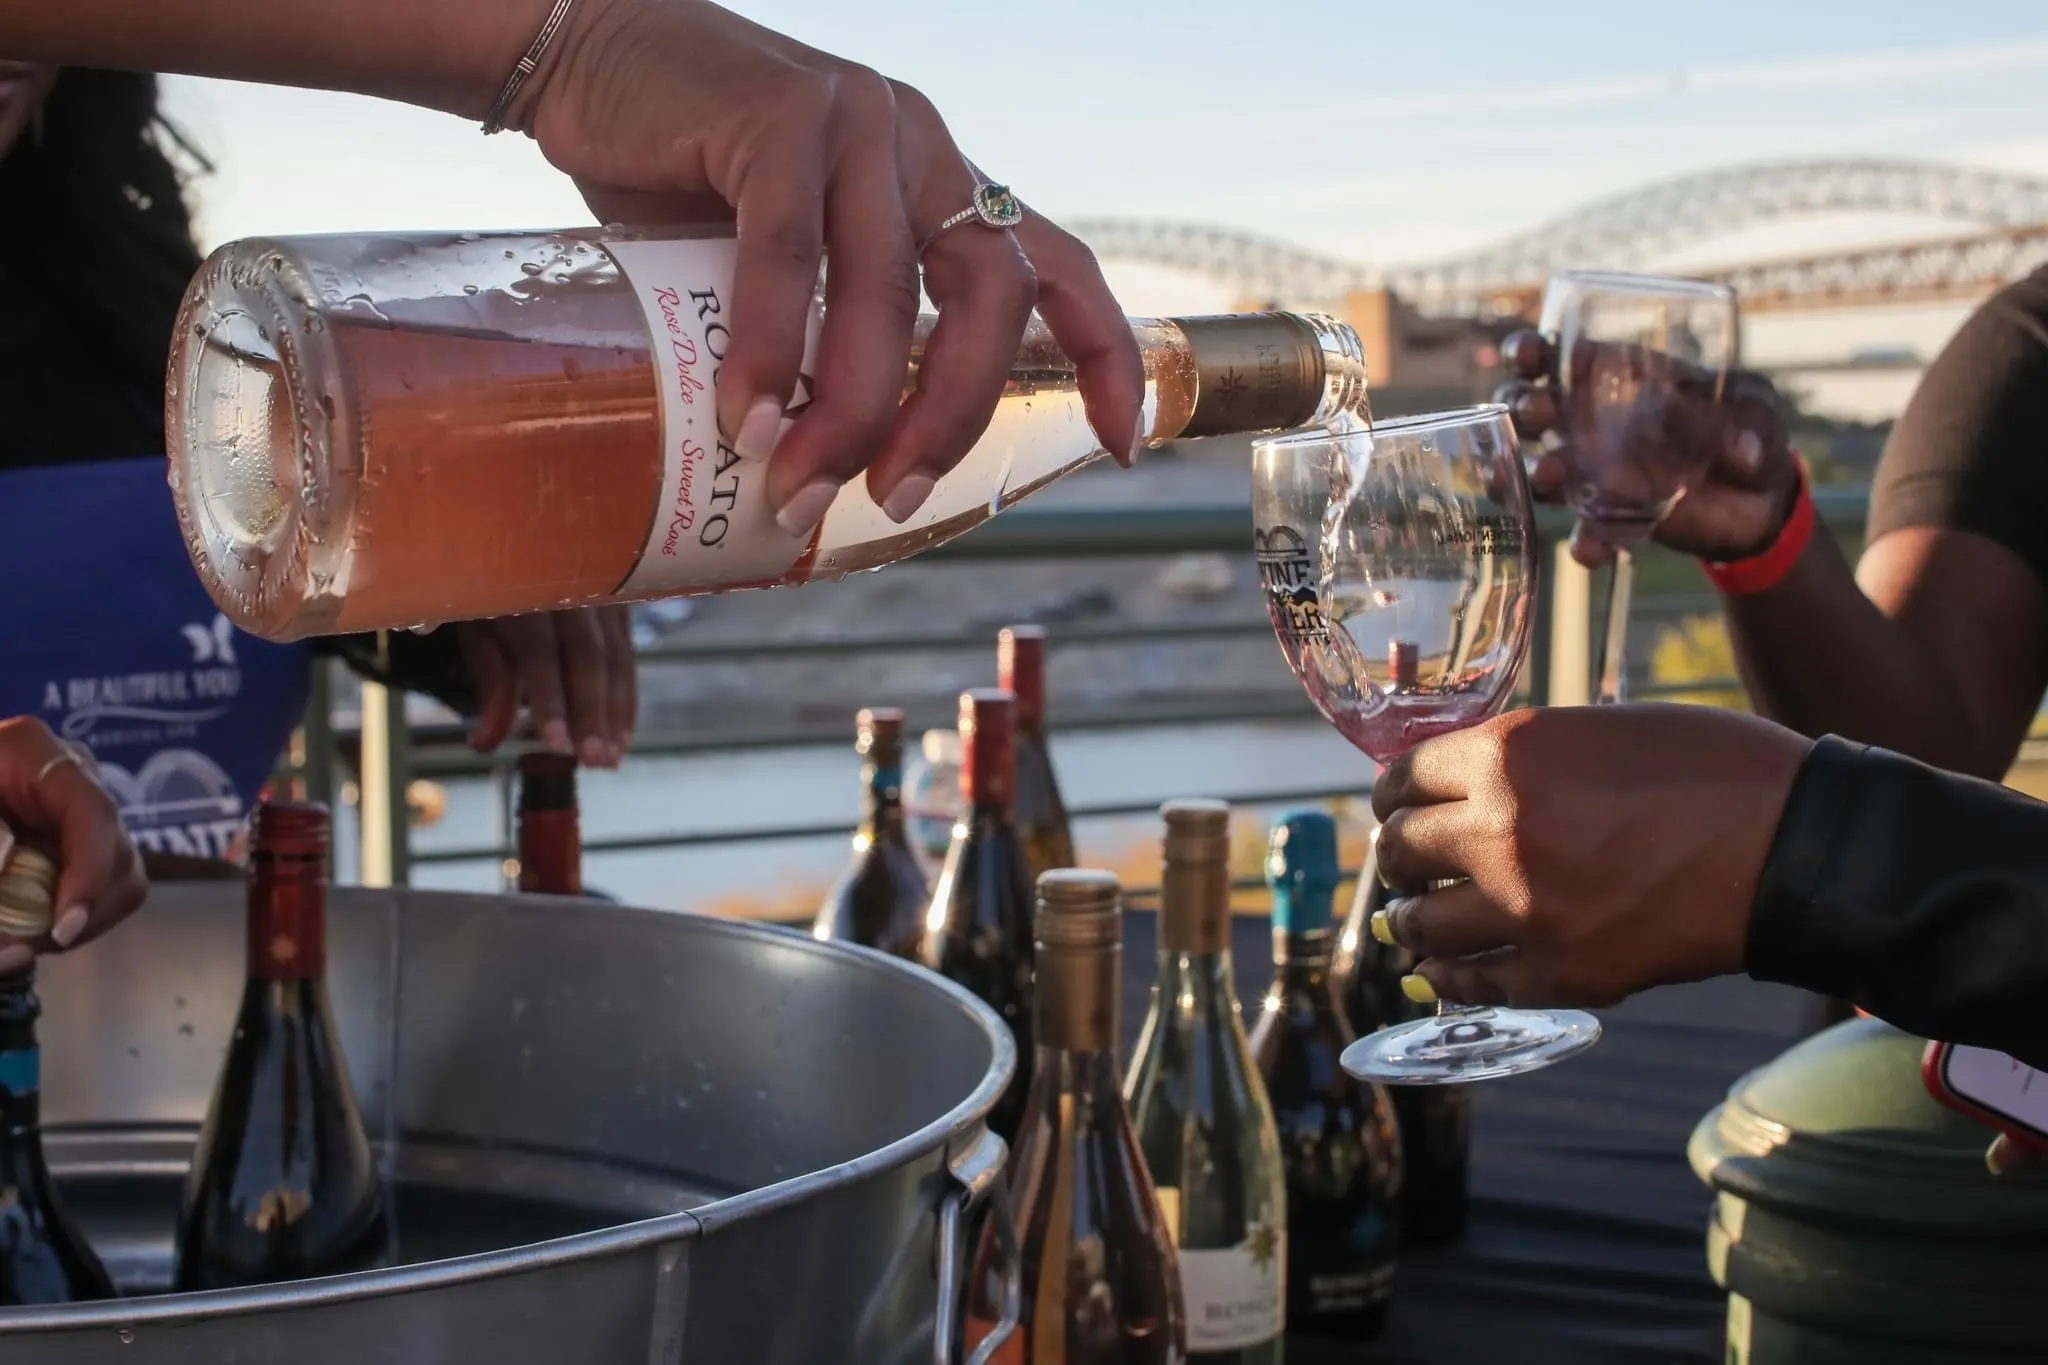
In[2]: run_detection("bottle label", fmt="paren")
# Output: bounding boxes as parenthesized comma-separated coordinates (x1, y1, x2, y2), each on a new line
(0, 1047, 37, 1098)
(1307, 1260, 1395, 1314)
(1180, 1237, 1288, 1349)
(600, 236, 826, 596)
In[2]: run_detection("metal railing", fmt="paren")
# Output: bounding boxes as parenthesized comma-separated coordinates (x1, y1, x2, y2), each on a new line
(312, 486, 1876, 898)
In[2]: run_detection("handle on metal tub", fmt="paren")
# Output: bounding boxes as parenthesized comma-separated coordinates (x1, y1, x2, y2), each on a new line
(933, 1125, 1020, 1365)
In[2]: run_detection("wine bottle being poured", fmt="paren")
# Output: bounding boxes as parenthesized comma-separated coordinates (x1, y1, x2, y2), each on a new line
(165, 227, 1367, 641)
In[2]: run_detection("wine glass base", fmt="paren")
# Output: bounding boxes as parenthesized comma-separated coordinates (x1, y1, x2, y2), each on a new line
(1340, 1007, 1602, 1085)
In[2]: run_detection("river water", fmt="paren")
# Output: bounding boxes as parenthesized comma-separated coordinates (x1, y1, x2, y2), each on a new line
(367, 716, 1373, 917)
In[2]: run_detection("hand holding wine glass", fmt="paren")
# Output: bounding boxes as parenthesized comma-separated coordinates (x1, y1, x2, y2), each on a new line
(1252, 405, 1600, 1083)
(1366, 704, 1810, 1009)
(1492, 272, 1741, 704)
(1497, 327, 1799, 570)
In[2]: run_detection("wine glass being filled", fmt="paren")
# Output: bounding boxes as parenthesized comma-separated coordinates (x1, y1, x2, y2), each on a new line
(1252, 405, 1602, 1084)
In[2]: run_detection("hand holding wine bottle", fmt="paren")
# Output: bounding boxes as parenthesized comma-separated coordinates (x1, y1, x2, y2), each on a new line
(0, 717, 147, 965)
(2, 0, 1143, 530)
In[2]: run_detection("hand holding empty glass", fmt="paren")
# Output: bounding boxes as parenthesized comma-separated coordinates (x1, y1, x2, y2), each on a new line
(1497, 272, 1740, 704)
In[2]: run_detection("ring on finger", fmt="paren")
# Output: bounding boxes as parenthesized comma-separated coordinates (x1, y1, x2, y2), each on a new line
(918, 182, 1025, 255)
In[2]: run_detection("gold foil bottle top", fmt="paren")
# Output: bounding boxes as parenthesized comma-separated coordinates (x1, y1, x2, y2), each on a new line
(1179, 313, 1327, 439)
(1035, 868, 1123, 951)
(1035, 868, 1124, 1052)
(0, 843, 58, 940)
(1161, 797, 1231, 860)
(1160, 799, 1232, 954)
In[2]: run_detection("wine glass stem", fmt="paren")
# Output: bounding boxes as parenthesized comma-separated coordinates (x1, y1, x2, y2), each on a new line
(1595, 547, 1635, 706)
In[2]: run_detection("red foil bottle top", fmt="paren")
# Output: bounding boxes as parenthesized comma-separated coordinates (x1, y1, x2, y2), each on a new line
(250, 801, 331, 861)
(247, 802, 329, 978)
(518, 751, 579, 814)
(997, 626, 1047, 728)
(958, 688, 1016, 812)
(1390, 639, 1420, 693)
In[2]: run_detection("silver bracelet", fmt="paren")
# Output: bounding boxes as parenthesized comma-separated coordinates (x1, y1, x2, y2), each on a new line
(481, 0, 580, 135)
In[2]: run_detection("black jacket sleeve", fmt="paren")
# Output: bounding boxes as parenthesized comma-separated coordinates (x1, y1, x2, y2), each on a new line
(1746, 734, 2048, 1069)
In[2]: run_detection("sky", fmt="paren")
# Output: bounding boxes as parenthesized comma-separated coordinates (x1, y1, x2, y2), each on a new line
(157, 0, 2048, 413)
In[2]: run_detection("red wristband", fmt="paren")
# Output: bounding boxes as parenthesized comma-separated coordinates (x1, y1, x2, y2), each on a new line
(1701, 462, 1815, 597)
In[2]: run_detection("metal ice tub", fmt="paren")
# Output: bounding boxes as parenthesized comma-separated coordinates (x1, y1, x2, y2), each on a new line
(6, 884, 1017, 1363)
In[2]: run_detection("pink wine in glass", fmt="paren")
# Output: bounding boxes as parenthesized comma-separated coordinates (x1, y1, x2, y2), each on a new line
(1252, 406, 1601, 1084)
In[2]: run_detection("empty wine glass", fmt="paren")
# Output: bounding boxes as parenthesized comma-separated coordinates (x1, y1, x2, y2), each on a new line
(1252, 405, 1601, 1084)
(1534, 271, 1739, 704)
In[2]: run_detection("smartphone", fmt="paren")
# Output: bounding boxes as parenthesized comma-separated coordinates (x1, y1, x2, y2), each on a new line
(1922, 1040, 2048, 1151)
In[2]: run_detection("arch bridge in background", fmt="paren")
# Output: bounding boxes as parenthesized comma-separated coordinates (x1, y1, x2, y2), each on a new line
(1067, 159, 2048, 317)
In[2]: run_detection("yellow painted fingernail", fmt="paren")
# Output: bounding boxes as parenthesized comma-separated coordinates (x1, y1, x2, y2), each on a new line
(1400, 974, 1437, 1005)
(1988, 1142, 2008, 1176)
(1369, 909, 1397, 946)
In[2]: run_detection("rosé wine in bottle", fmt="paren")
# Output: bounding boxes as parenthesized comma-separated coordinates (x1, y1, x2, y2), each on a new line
(166, 227, 1367, 642)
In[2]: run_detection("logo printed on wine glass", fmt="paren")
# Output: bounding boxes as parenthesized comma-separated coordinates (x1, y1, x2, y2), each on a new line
(1255, 525, 1328, 642)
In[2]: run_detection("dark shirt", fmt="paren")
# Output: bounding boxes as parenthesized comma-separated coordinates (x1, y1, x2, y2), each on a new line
(1867, 263, 2048, 584)
(1747, 269, 2048, 1064)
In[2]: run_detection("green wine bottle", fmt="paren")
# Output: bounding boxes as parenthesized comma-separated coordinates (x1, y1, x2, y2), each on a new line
(1127, 800, 1288, 1362)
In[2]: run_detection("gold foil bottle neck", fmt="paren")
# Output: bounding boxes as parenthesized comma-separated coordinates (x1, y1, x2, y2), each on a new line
(1178, 313, 1325, 439)
(1035, 868, 1122, 949)
(1034, 868, 1123, 1052)
(1159, 799, 1232, 955)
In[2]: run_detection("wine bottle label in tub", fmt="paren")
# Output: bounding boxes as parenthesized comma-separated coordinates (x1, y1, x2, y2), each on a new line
(1180, 1238, 1287, 1349)
(1156, 1186, 1287, 1349)
(601, 236, 827, 595)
